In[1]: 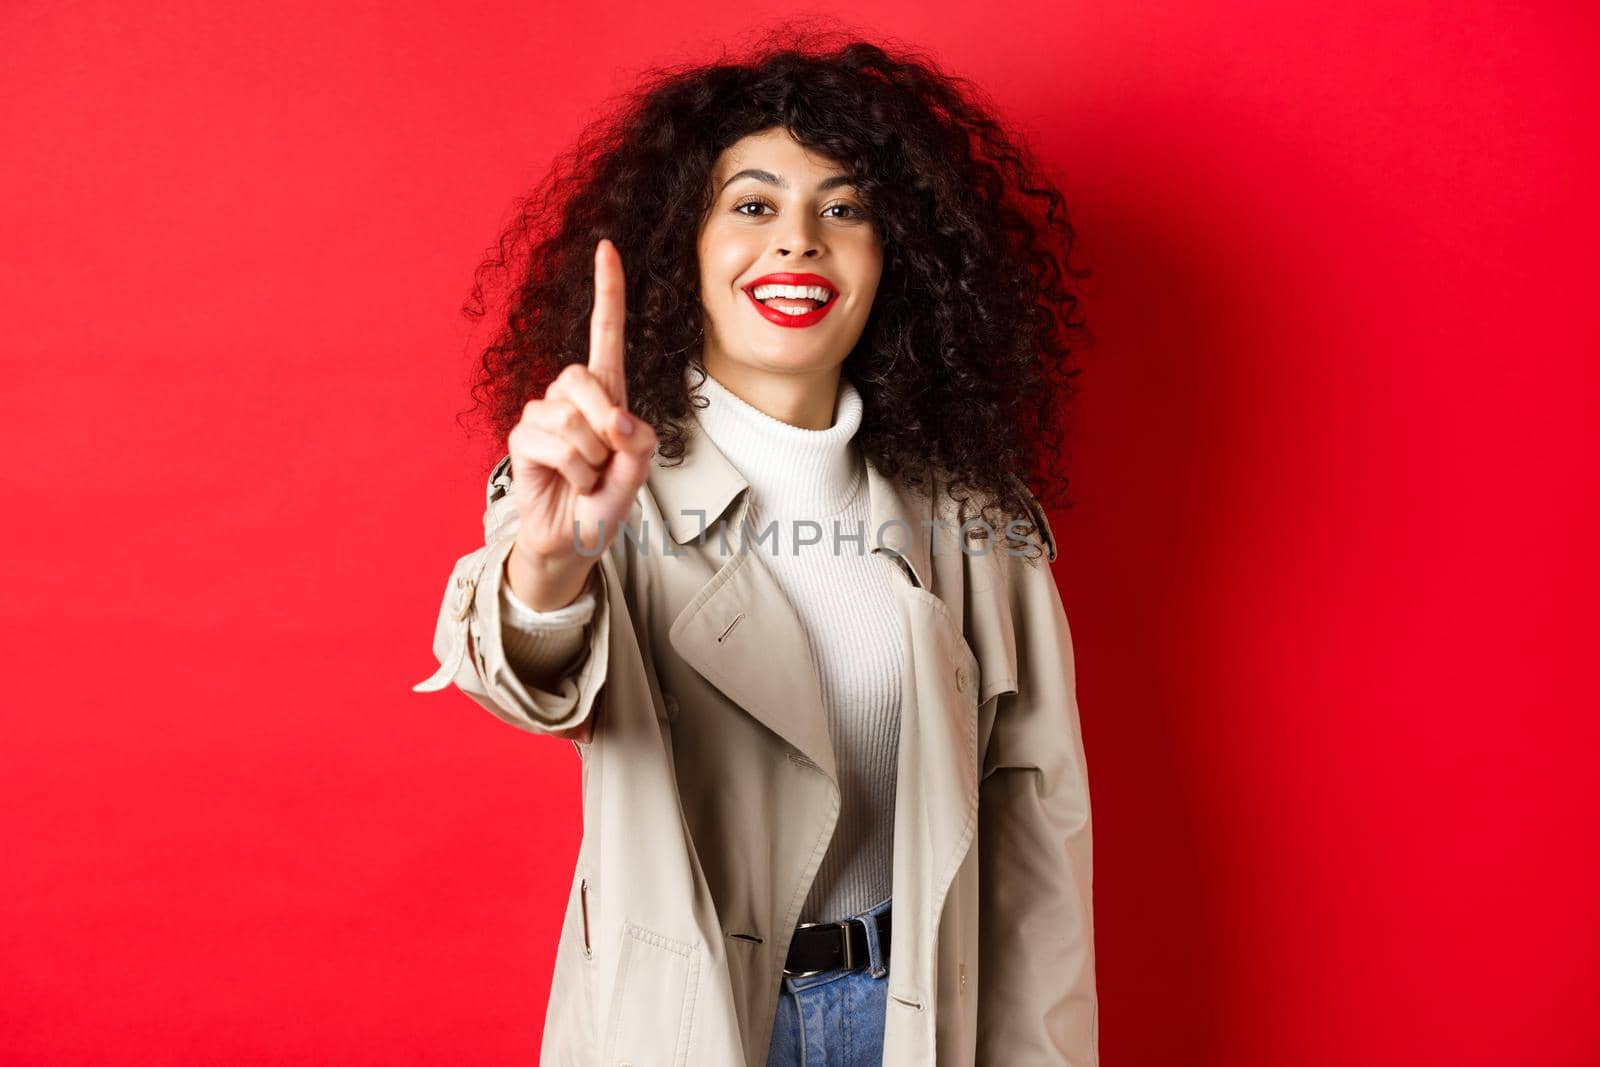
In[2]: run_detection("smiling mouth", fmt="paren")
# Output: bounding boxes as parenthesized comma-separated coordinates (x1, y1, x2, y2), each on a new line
(741, 285, 840, 329)
(747, 285, 836, 314)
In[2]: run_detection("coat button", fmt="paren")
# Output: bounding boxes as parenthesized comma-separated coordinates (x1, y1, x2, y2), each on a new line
(955, 667, 969, 693)
(663, 693, 680, 719)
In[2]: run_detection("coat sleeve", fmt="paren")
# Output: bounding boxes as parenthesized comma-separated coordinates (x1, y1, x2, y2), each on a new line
(976, 492, 1098, 1065)
(411, 455, 615, 747)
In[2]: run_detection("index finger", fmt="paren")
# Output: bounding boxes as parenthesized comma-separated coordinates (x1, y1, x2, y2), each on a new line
(587, 238, 627, 408)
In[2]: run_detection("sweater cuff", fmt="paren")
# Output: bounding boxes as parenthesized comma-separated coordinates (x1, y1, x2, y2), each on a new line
(499, 567, 600, 681)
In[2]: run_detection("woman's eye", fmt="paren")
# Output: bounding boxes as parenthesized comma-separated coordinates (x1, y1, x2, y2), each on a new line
(732, 200, 867, 220)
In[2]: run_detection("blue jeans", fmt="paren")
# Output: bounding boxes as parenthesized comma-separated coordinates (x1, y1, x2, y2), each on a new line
(764, 895, 892, 1067)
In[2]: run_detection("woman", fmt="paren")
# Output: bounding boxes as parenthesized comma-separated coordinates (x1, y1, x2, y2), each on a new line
(416, 34, 1096, 1066)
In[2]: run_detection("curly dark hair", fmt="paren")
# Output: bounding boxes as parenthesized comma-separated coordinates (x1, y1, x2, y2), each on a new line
(455, 28, 1092, 548)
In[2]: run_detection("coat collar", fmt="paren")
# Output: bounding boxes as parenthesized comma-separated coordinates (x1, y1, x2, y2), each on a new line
(651, 407, 940, 790)
(647, 408, 936, 591)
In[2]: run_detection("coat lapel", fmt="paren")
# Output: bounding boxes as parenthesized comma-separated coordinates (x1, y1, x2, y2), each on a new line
(651, 408, 936, 790)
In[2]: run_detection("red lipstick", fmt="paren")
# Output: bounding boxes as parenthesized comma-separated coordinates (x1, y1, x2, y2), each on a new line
(741, 272, 840, 329)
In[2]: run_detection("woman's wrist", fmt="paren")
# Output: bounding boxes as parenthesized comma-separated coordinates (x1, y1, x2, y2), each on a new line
(505, 543, 597, 612)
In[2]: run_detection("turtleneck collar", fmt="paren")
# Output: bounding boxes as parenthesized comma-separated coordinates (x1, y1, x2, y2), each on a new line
(684, 363, 865, 518)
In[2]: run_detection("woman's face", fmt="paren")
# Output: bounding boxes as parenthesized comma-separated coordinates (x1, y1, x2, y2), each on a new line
(696, 127, 883, 380)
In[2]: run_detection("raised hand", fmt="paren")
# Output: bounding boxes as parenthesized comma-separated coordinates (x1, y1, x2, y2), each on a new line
(504, 238, 660, 610)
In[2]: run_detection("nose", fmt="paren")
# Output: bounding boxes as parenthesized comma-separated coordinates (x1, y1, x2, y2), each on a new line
(775, 216, 824, 259)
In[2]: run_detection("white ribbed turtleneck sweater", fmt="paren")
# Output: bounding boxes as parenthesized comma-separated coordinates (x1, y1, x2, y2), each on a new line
(499, 366, 906, 922)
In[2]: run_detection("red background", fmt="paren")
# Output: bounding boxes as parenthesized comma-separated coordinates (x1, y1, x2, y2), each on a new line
(2, 4, 1594, 1064)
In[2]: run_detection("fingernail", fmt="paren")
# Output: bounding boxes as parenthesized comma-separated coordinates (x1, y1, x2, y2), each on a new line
(616, 412, 634, 435)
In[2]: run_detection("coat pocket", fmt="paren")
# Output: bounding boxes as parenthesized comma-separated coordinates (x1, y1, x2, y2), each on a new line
(602, 921, 699, 1067)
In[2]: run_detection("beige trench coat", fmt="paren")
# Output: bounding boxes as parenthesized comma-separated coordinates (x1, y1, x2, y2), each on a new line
(414, 416, 1098, 1066)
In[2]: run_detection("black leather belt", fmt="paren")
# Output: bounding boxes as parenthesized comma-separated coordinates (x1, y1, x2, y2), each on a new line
(783, 908, 891, 977)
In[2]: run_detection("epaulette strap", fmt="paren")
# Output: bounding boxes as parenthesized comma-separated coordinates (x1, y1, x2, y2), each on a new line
(1014, 476, 1058, 563)
(487, 454, 514, 507)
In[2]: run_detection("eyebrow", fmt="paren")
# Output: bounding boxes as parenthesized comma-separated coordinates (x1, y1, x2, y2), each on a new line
(720, 169, 858, 195)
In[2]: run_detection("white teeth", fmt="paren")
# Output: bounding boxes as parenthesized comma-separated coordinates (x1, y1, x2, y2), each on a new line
(751, 283, 834, 304)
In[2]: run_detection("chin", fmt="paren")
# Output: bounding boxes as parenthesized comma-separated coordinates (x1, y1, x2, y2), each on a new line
(744, 343, 843, 374)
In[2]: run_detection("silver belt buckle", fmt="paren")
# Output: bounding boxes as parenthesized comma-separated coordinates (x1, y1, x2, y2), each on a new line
(783, 919, 855, 977)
